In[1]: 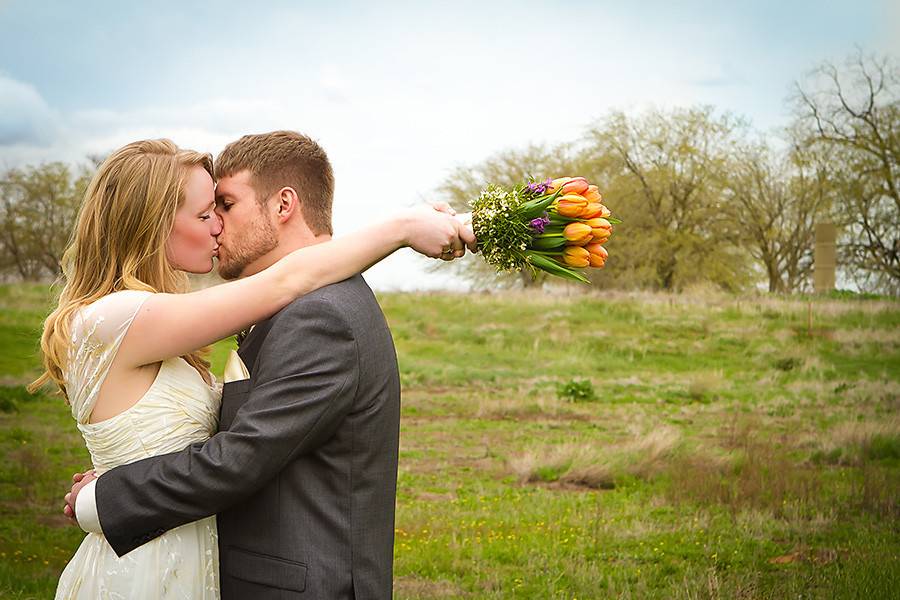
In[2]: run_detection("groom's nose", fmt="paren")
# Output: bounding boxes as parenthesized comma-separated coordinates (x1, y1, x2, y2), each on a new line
(212, 212, 224, 236)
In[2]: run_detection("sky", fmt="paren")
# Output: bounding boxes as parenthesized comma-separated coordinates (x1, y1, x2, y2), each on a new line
(1, 0, 896, 290)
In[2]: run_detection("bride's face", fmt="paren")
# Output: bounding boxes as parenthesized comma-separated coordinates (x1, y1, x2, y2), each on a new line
(165, 166, 222, 273)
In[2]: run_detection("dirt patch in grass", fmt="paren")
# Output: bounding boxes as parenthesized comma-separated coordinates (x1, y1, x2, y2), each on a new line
(394, 576, 467, 599)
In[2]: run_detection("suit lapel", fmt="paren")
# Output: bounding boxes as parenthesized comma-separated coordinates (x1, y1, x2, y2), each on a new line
(218, 318, 274, 432)
(237, 317, 276, 376)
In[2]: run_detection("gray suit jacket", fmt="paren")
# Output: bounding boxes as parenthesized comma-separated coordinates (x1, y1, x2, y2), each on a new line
(94, 275, 401, 599)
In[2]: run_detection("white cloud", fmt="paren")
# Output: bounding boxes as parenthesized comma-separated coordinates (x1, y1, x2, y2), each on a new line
(0, 74, 62, 146)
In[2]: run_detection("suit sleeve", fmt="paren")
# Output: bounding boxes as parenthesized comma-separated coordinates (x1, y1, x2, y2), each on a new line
(95, 297, 359, 557)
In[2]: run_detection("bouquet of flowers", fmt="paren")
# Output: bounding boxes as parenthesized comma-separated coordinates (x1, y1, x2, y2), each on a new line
(467, 176, 619, 283)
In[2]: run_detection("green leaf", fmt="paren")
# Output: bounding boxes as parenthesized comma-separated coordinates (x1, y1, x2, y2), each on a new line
(527, 252, 590, 283)
(548, 212, 582, 224)
(520, 191, 561, 220)
(530, 236, 567, 250)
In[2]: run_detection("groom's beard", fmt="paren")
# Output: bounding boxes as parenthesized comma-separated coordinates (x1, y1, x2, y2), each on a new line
(217, 211, 278, 280)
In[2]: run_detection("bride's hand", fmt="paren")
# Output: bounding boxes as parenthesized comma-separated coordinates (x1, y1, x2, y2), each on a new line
(429, 204, 477, 254)
(63, 469, 97, 523)
(400, 205, 474, 260)
(454, 211, 477, 253)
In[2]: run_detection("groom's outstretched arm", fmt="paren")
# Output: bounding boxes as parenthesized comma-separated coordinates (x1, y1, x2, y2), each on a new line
(89, 295, 360, 557)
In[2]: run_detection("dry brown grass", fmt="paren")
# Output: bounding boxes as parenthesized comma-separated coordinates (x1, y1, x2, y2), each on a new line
(833, 327, 900, 350)
(857, 465, 900, 520)
(662, 417, 900, 521)
(589, 404, 900, 523)
(826, 418, 900, 447)
(785, 378, 833, 399)
(508, 427, 683, 489)
(797, 355, 826, 374)
(473, 393, 592, 421)
(434, 287, 899, 318)
(680, 437, 815, 517)
(812, 418, 900, 467)
(664, 443, 822, 518)
(509, 413, 898, 521)
(842, 379, 900, 407)
(686, 371, 727, 402)
(751, 295, 898, 318)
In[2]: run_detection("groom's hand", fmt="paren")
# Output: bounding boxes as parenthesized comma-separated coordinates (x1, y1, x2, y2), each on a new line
(63, 469, 97, 524)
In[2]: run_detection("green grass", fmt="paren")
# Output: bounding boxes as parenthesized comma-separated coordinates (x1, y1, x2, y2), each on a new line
(1, 284, 898, 598)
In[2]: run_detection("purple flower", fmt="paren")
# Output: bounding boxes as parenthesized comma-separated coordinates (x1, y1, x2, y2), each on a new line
(526, 178, 553, 196)
(530, 213, 551, 233)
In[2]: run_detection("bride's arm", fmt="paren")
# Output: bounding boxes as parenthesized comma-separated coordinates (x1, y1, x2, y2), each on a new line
(119, 206, 468, 368)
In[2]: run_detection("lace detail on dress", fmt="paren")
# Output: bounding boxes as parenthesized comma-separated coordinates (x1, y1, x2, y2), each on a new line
(65, 290, 153, 425)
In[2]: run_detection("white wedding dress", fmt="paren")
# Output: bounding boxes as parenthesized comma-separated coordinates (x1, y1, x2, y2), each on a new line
(55, 290, 222, 599)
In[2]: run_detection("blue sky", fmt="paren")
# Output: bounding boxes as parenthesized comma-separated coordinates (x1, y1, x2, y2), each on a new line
(1, 0, 895, 288)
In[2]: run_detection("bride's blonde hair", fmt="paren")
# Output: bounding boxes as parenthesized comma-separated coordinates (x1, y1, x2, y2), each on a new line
(29, 139, 214, 400)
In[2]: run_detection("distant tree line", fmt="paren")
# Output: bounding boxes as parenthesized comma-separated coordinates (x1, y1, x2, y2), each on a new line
(441, 51, 899, 295)
(1, 52, 897, 295)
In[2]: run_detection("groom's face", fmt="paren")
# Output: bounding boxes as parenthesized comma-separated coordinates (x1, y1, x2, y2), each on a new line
(214, 170, 278, 280)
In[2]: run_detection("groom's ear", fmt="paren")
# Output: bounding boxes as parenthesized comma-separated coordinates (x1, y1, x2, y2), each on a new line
(274, 187, 301, 223)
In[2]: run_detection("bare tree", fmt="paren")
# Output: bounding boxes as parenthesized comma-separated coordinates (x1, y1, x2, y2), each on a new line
(795, 50, 900, 294)
(723, 131, 836, 293)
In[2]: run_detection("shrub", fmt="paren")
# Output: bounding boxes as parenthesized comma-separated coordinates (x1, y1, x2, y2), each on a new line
(556, 379, 597, 402)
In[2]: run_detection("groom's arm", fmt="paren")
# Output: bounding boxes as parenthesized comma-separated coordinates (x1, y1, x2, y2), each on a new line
(89, 296, 360, 557)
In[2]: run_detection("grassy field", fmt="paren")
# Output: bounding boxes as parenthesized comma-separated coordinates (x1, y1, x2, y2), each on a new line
(0, 283, 898, 599)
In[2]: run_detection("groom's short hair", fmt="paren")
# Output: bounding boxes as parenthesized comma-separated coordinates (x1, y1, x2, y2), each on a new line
(215, 131, 335, 235)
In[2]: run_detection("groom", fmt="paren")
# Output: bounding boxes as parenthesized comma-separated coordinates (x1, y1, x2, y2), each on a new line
(66, 131, 468, 598)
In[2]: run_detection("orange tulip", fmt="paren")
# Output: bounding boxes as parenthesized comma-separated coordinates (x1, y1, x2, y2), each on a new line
(562, 245, 590, 267)
(585, 217, 612, 241)
(561, 177, 589, 195)
(586, 243, 608, 268)
(581, 203, 603, 218)
(563, 222, 593, 245)
(586, 243, 608, 259)
(555, 194, 587, 217)
(547, 177, 572, 193)
(583, 185, 602, 203)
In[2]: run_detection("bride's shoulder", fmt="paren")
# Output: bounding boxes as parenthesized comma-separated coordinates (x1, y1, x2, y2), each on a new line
(84, 289, 153, 311)
(72, 290, 154, 342)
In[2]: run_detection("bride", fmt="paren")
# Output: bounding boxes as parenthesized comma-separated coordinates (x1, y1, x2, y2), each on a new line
(31, 138, 470, 599)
